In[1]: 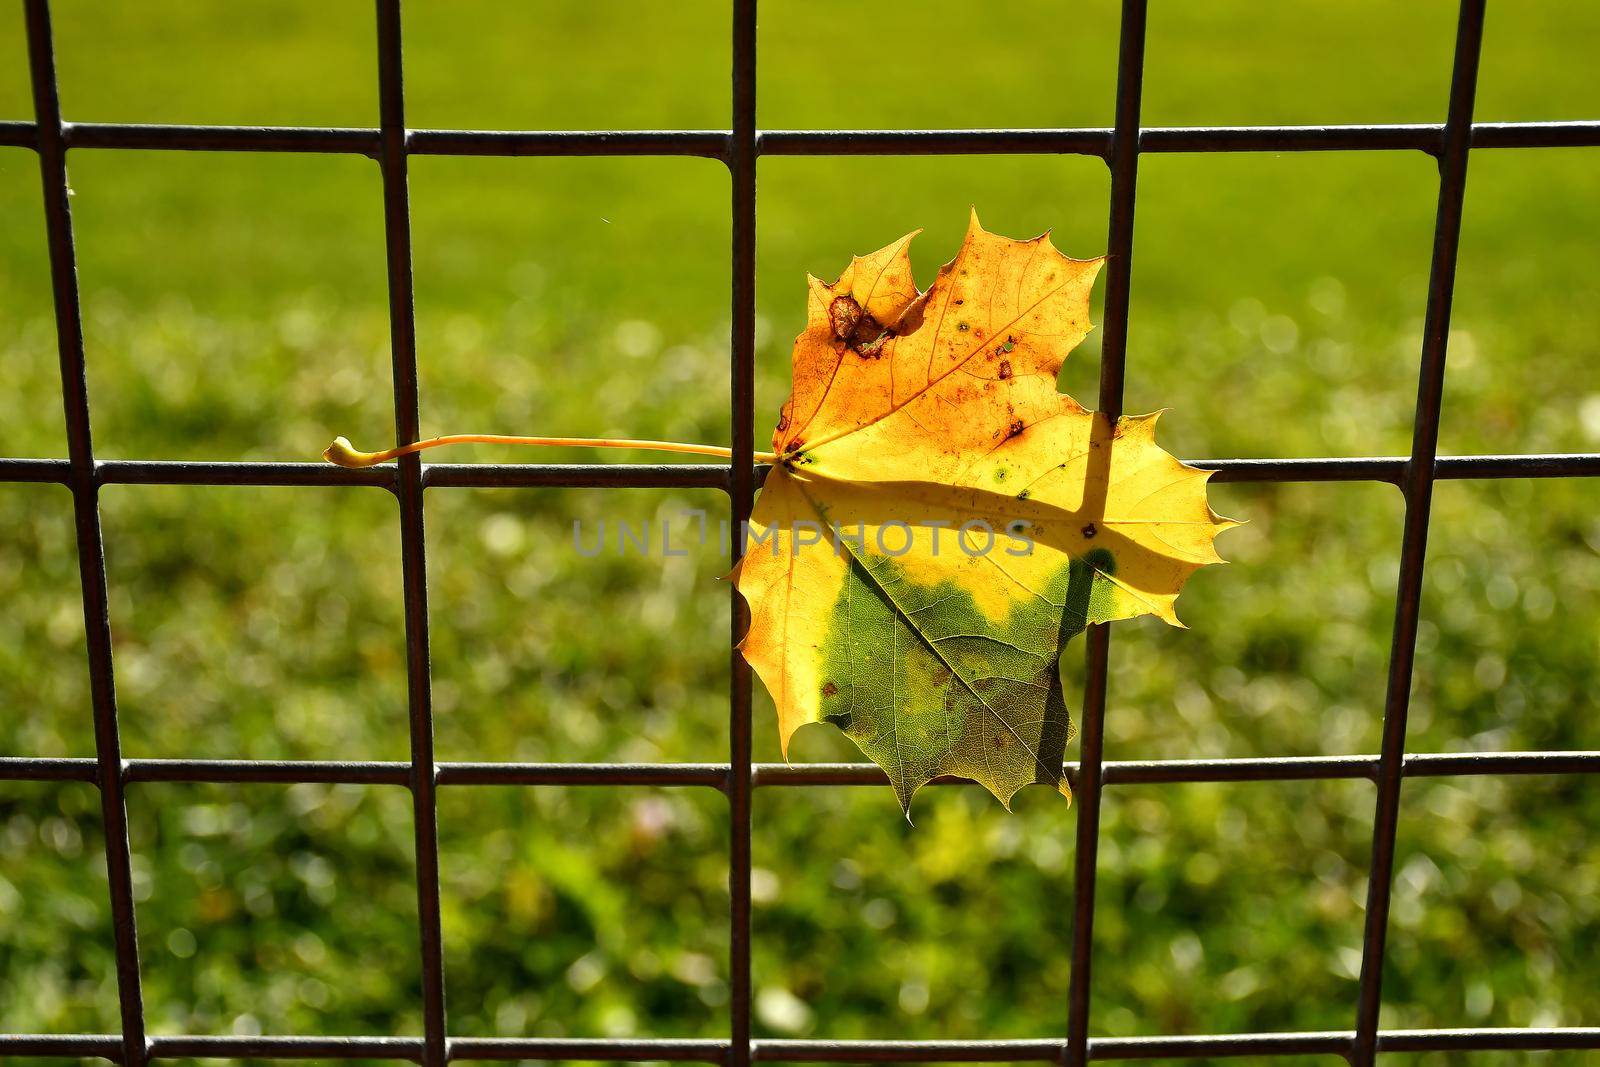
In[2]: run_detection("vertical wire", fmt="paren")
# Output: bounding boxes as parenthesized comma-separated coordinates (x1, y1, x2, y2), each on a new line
(1065, 2, 1147, 1064)
(374, 2, 448, 1063)
(729, 1, 758, 1065)
(1350, 3, 1486, 1065)
(22, 3, 149, 1064)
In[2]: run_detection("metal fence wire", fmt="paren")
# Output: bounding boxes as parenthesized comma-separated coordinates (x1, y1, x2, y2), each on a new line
(2, 0, 1599, 1063)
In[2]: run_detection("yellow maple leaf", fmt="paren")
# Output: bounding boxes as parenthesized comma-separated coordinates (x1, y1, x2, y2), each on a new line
(736, 212, 1237, 814)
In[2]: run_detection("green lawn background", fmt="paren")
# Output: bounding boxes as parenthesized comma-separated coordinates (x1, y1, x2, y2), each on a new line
(0, 3, 1597, 1065)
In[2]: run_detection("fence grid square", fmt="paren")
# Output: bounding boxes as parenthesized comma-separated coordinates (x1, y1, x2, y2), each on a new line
(3, 0, 1598, 1064)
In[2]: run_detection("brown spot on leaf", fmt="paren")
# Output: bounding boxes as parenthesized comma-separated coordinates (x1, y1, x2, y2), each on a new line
(1007, 417, 1025, 439)
(830, 293, 894, 358)
(829, 295, 863, 341)
(1081, 522, 1097, 539)
(997, 359, 1013, 380)
(821, 681, 838, 697)
(775, 408, 790, 432)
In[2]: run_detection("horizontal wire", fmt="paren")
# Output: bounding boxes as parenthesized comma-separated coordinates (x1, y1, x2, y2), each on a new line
(4, 752, 1596, 788)
(2, 1028, 1598, 1062)
(0, 454, 1596, 491)
(409, 128, 729, 158)
(424, 462, 730, 490)
(3, 121, 1599, 157)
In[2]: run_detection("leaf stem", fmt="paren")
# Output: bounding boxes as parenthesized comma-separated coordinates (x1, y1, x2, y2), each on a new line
(322, 433, 781, 468)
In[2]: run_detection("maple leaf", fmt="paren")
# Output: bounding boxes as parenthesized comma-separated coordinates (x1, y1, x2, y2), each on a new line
(735, 213, 1236, 814)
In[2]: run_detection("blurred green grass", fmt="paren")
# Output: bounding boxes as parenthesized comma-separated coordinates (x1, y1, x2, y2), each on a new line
(1, 1, 1597, 1062)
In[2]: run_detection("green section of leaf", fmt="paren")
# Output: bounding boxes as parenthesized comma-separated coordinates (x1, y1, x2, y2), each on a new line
(815, 548, 1116, 811)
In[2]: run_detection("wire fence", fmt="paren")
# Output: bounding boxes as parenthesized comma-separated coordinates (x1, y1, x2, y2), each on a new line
(2, 0, 1599, 1063)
